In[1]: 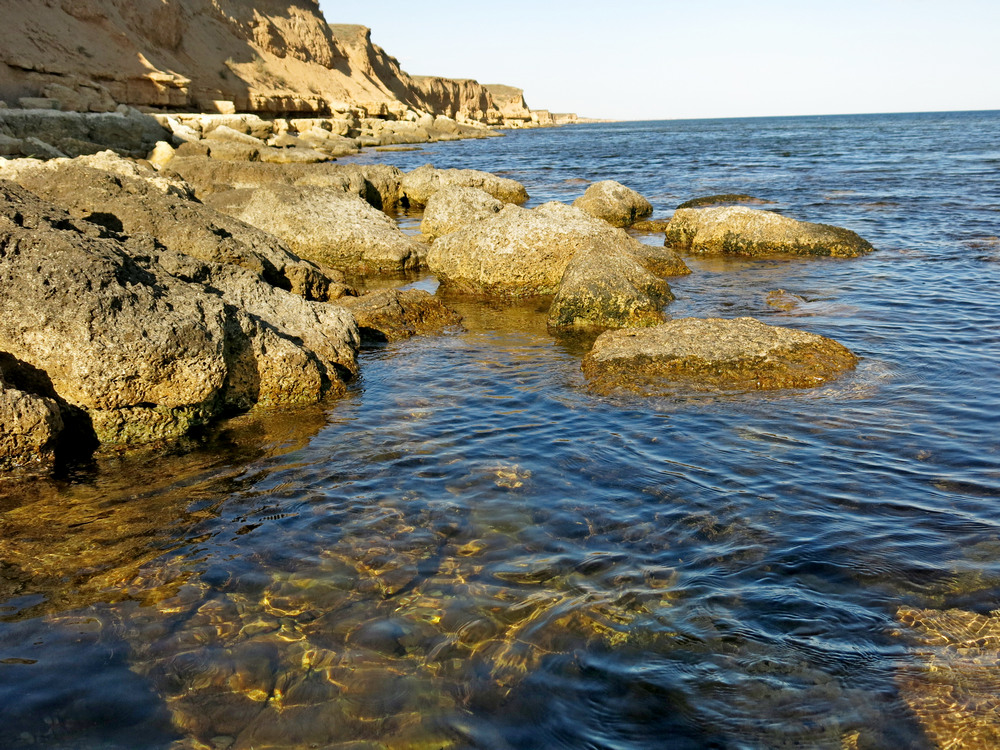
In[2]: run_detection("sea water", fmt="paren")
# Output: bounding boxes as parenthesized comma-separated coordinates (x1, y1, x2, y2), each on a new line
(1, 111, 999, 749)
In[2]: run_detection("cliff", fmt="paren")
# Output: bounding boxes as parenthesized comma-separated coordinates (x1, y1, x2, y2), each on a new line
(0, 1, 563, 124)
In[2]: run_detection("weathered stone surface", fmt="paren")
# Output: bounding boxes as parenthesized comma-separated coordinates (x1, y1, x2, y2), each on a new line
(0, 179, 358, 449)
(665, 206, 875, 257)
(165, 156, 403, 210)
(339, 289, 463, 342)
(572, 180, 653, 228)
(583, 317, 858, 393)
(205, 186, 422, 273)
(631, 219, 671, 233)
(0, 155, 342, 301)
(401, 164, 528, 207)
(0, 108, 170, 157)
(146, 140, 176, 168)
(676, 194, 775, 209)
(428, 201, 688, 297)
(420, 185, 504, 240)
(204, 125, 266, 147)
(0, 360, 64, 473)
(548, 244, 674, 329)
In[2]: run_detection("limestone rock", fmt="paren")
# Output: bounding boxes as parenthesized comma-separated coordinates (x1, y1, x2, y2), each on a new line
(165, 156, 403, 210)
(205, 186, 422, 273)
(0, 155, 341, 301)
(572, 180, 653, 228)
(0, 179, 358, 448)
(0, 109, 170, 157)
(548, 244, 673, 329)
(339, 289, 463, 342)
(665, 206, 875, 257)
(0, 360, 64, 473)
(146, 140, 176, 169)
(401, 164, 528, 207)
(204, 125, 266, 147)
(420, 185, 504, 240)
(427, 201, 688, 297)
(583, 317, 858, 393)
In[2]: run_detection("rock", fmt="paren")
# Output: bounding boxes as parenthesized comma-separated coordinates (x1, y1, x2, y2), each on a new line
(765, 289, 807, 311)
(0, 109, 171, 157)
(339, 289, 463, 342)
(206, 142, 261, 162)
(18, 97, 61, 110)
(582, 317, 858, 393)
(676, 194, 775, 209)
(401, 164, 528, 206)
(0, 358, 64, 473)
(420, 185, 504, 240)
(257, 146, 332, 164)
(631, 219, 671, 233)
(146, 140, 176, 169)
(0, 155, 342, 301)
(165, 156, 403, 210)
(205, 186, 422, 273)
(664, 206, 875, 257)
(894, 606, 1000, 750)
(0, 179, 359, 447)
(548, 244, 673, 329)
(572, 180, 653, 228)
(427, 201, 688, 297)
(204, 125, 265, 147)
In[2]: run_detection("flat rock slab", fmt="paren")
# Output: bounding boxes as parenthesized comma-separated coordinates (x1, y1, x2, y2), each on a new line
(665, 206, 875, 257)
(583, 317, 858, 393)
(339, 289, 463, 342)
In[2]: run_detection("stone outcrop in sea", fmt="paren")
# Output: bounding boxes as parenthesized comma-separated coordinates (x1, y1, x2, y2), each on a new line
(582, 317, 859, 393)
(665, 205, 876, 257)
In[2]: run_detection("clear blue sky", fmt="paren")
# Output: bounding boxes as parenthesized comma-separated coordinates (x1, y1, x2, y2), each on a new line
(318, 0, 999, 120)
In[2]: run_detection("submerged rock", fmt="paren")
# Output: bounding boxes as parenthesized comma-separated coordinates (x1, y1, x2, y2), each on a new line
(572, 180, 653, 228)
(0, 153, 344, 301)
(339, 289, 463, 342)
(664, 206, 875, 257)
(0, 180, 359, 451)
(401, 164, 528, 206)
(676, 194, 775, 209)
(420, 185, 504, 240)
(428, 201, 688, 297)
(205, 186, 423, 274)
(895, 606, 1000, 749)
(582, 317, 858, 392)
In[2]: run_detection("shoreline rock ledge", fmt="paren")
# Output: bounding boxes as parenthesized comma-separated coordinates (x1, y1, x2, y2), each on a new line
(582, 317, 858, 393)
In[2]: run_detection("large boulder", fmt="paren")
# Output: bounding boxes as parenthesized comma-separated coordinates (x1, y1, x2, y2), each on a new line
(0, 359, 64, 473)
(548, 244, 673, 329)
(420, 185, 504, 240)
(583, 317, 858, 393)
(165, 156, 403, 210)
(401, 164, 529, 206)
(0, 154, 345, 301)
(0, 180, 359, 449)
(664, 206, 875, 257)
(427, 201, 688, 297)
(205, 186, 423, 274)
(339, 289, 463, 342)
(572, 180, 653, 228)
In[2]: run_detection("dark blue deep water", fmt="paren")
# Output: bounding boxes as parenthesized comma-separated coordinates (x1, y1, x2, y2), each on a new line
(2, 112, 1000, 749)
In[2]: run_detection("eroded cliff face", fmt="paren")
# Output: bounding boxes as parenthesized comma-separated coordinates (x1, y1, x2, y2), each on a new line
(0, 1, 544, 122)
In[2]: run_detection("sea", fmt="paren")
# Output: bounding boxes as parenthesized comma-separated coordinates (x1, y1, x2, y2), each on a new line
(2, 111, 999, 749)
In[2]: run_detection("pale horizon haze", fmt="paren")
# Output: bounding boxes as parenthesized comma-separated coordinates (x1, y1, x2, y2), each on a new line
(319, 0, 999, 120)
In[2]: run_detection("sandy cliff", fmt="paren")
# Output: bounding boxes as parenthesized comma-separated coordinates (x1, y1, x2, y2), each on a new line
(0, 1, 562, 123)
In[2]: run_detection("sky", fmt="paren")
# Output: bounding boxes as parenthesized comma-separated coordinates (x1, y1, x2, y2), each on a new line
(318, 0, 999, 120)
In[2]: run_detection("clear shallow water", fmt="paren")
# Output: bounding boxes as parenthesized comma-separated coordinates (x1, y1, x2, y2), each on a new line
(2, 112, 1000, 749)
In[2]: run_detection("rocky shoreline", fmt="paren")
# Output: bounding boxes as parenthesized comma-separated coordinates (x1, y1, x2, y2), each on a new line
(0, 124, 877, 477)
